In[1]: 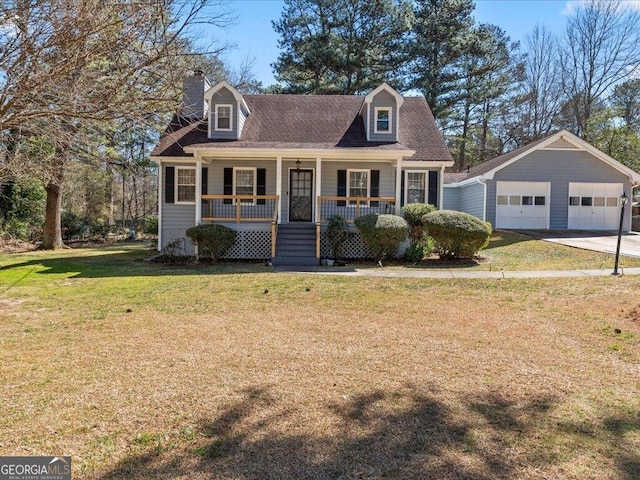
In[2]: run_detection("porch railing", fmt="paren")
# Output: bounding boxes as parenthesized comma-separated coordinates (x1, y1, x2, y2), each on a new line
(201, 195, 279, 223)
(318, 196, 396, 223)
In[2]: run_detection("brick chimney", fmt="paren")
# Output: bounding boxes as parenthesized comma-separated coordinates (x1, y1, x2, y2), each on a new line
(181, 69, 210, 119)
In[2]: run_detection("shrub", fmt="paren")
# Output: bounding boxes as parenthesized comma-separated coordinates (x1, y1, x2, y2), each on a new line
(423, 210, 492, 259)
(354, 214, 409, 261)
(185, 224, 236, 262)
(402, 203, 436, 228)
(158, 238, 188, 263)
(61, 210, 86, 240)
(145, 216, 159, 235)
(402, 202, 436, 245)
(326, 214, 349, 260)
(403, 242, 425, 263)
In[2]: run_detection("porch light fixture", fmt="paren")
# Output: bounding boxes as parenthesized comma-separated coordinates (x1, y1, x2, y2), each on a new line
(295, 159, 301, 171)
(612, 192, 629, 276)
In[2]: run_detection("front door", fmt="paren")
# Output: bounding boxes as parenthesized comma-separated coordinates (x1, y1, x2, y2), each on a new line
(289, 169, 313, 222)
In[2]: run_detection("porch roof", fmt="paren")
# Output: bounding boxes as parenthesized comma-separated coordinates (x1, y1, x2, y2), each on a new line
(152, 95, 452, 163)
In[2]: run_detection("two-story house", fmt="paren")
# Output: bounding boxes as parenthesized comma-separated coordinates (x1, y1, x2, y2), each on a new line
(151, 71, 453, 265)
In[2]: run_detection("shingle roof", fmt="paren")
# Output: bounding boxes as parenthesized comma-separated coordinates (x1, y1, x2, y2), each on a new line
(152, 94, 452, 162)
(443, 135, 552, 184)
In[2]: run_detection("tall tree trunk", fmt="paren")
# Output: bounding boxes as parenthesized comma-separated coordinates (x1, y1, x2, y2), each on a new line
(42, 159, 65, 250)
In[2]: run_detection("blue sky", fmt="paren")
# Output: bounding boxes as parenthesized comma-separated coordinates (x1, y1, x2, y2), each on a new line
(214, 0, 575, 87)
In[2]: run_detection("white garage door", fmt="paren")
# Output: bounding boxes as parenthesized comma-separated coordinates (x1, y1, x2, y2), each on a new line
(496, 182, 550, 229)
(568, 183, 622, 230)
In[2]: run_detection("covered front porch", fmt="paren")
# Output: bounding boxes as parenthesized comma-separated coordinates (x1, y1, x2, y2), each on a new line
(199, 193, 397, 263)
(159, 148, 452, 262)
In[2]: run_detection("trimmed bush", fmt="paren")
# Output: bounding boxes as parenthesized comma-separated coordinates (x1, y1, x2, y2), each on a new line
(422, 210, 492, 259)
(402, 203, 436, 228)
(402, 202, 436, 246)
(185, 224, 236, 262)
(354, 214, 409, 261)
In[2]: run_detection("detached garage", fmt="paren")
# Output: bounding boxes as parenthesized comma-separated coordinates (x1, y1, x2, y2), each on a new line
(443, 130, 640, 231)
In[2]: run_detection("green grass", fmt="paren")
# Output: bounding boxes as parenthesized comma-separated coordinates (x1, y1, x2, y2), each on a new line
(477, 230, 640, 270)
(1, 242, 639, 479)
(368, 230, 640, 271)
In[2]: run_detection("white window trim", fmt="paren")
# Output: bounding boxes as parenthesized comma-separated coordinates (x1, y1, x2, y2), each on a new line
(175, 166, 196, 205)
(347, 168, 370, 206)
(215, 104, 233, 132)
(404, 170, 428, 205)
(233, 167, 257, 205)
(374, 107, 392, 134)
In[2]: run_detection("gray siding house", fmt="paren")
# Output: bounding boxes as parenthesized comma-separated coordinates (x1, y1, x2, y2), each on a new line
(151, 74, 453, 264)
(443, 131, 640, 231)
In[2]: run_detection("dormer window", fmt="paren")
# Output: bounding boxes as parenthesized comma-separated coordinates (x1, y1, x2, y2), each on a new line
(215, 104, 232, 131)
(375, 107, 391, 133)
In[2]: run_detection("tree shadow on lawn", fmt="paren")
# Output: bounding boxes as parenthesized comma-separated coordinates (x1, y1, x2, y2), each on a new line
(0, 245, 271, 280)
(95, 386, 640, 480)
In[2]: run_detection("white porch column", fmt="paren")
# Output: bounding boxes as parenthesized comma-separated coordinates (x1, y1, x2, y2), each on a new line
(195, 157, 202, 225)
(315, 156, 322, 222)
(439, 165, 446, 210)
(157, 161, 163, 252)
(395, 158, 403, 215)
(276, 156, 283, 224)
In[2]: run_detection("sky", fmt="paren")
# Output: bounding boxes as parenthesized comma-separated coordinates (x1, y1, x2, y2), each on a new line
(209, 0, 598, 87)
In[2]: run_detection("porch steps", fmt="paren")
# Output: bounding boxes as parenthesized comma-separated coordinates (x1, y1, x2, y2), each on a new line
(272, 223, 319, 266)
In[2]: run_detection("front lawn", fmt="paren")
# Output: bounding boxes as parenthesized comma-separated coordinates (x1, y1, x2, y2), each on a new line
(0, 243, 639, 479)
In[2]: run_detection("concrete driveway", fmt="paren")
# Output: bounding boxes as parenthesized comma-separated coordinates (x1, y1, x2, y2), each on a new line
(523, 230, 640, 258)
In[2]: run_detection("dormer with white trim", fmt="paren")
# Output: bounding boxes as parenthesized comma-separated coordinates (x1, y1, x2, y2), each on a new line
(362, 83, 404, 142)
(204, 81, 251, 140)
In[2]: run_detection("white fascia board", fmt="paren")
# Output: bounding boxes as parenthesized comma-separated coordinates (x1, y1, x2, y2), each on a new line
(445, 175, 485, 187)
(401, 160, 454, 168)
(149, 156, 197, 164)
(184, 147, 415, 160)
(204, 80, 250, 115)
(363, 82, 404, 107)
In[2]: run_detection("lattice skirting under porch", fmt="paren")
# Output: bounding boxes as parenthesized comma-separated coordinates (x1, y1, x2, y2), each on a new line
(320, 231, 372, 259)
(223, 230, 272, 259)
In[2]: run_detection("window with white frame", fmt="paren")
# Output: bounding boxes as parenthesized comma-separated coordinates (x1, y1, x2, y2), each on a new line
(348, 169, 369, 205)
(234, 167, 256, 204)
(176, 167, 196, 203)
(374, 107, 391, 133)
(215, 104, 232, 131)
(405, 171, 427, 204)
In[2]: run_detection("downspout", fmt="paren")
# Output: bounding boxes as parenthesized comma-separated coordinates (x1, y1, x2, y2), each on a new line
(478, 177, 488, 222)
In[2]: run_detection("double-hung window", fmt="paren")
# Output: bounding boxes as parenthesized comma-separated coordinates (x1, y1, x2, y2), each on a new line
(405, 171, 427, 204)
(215, 104, 232, 131)
(176, 167, 196, 203)
(374, 107, 391, 133)
(348, 169, 369, 205)
(234, 167, 256, 204)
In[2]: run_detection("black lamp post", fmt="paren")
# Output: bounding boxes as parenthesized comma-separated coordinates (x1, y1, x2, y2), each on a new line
(612, 192, 629, 276)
